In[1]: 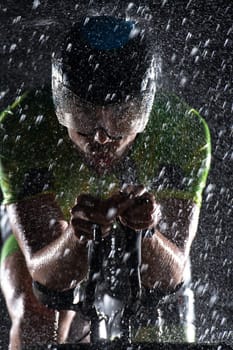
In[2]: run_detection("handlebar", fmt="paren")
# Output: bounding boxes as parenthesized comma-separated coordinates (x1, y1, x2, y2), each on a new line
(72, 223, 143, 342)
(33, 223, 144, 343)
(28, 341, 233, 349)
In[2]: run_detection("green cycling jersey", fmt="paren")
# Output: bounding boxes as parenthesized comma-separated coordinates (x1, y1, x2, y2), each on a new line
(0, 88, 211, 220)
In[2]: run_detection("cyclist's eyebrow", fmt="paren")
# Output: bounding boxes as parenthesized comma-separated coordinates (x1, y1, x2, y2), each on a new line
(77, 129, 123, 140)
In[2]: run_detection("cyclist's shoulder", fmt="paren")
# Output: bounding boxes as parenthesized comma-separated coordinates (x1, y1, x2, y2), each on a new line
(0, 85, 62, 158)
(0, 85, 54, 127)
(151, 91, 209, 135)
(136, 91, 210, 154)
(0, 86, 57, 145)
(131, 91, 211, 190)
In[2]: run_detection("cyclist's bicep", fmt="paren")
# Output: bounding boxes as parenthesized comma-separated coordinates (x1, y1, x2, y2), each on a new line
(7, 193, 66, 254)
(156, 197, 200, 254)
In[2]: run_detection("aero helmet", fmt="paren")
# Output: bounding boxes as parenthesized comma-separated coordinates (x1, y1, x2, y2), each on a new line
(52, 16, 156, 134)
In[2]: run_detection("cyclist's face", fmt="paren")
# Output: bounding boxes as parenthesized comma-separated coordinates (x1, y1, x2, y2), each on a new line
(52, 65, 155, 170)
(67, 107, 137, 170)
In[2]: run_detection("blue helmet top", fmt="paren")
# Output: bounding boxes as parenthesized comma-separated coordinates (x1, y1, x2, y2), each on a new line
(81, 16, 135, 50)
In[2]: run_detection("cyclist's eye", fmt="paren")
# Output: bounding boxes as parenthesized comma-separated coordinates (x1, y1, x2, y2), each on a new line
(111, 134, 123, 140)
(77, 131, 95, 138)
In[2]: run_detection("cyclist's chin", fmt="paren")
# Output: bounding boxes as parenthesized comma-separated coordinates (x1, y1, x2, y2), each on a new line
(83, 140, 133, 173)
(88, 153, 118, 173)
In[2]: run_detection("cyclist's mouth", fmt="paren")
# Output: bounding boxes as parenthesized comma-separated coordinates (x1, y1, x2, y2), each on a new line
(82, 138, 131, 172)
(90, 151, 115, 168)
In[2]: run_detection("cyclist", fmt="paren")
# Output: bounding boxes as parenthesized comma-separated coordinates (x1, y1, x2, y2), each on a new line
(0, 15, 211, 348)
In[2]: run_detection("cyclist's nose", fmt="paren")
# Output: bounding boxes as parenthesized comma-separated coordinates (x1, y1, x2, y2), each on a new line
(94, 128, 111, 144)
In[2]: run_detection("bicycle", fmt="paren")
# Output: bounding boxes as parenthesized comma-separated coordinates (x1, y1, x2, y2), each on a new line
(32, 223, 142, 345)
(30, 224, 233, 350)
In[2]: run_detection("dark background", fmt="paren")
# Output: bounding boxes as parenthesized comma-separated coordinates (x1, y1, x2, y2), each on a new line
(0, 0, 232, 348)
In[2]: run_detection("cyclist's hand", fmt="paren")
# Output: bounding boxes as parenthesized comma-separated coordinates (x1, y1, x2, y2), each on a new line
(119, 185, 160, 230)
(70, 193, 130, 241)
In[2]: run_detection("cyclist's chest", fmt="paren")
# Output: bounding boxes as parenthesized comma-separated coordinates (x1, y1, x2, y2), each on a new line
(52, 149, 157, 218)
(14, 139, 149, 220)
(53, 153, 121, 218)
(19, 129, 157, 218)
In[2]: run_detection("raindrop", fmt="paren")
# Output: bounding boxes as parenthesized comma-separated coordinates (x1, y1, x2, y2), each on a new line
(227, 27, 232, 36)
(202, 49, 208, 59)
(205, 183, 216, 193)
(12, 16, 22, 24)
(140, 264, 148, 273)
(66, 43, 72, 52)
(32, 0, 40, 9)
(129, 27, 140, 39)
(49, 219, 56, 228)
(210, 50, 216, 59)
(88, 54, 94, 62)
(84, 17, 90, 26)
(224, 39, 229, 47)
(19, 114, 26, 123)
(123, 252, 130, 263)
(186, 0, 192, 9)
(63, 248, 71, 257)
(106, 207, 117, 220)
(92, 272, 101, 281)
(57, 138, 63, 146)
(94, 63, 100, 71)
(171, 53, 177, 62)
(35, 115, 44, 124)
(180, 77, 188, 87)
(162, 0, 168, 7)
(159, 222, 168, 232)
(126, 3, 135, 11)
(0, 90, 8, 99)
(204, 39, 210, 47)
(39, 34, 45, 44)
(186, 32, 192, 41)
(190, 47, 198, 56)
(108, 183, 116, 191)
(209, 294, 218, 307)
(165, 20, 171, 32)
(194, 56, 200, 64)
(9, 44, 17, 53)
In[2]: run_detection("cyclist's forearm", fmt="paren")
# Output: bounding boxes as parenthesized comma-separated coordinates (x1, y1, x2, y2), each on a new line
(141, 231, 186, 291)
(141, 198, 200, 291)
(7, 195, 88, 290)
(10, 217, 88, 290)
(27, 225, 88, 290)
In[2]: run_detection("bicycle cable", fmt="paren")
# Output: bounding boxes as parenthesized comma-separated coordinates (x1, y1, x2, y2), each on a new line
(75, 316, 106, 344)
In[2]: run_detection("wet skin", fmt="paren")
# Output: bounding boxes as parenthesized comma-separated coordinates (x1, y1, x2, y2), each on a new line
(66, 98, 150, 172)
(68, 127, 137, 172)
(67, 126, 157, 237)
(1, 102, 199, 349)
